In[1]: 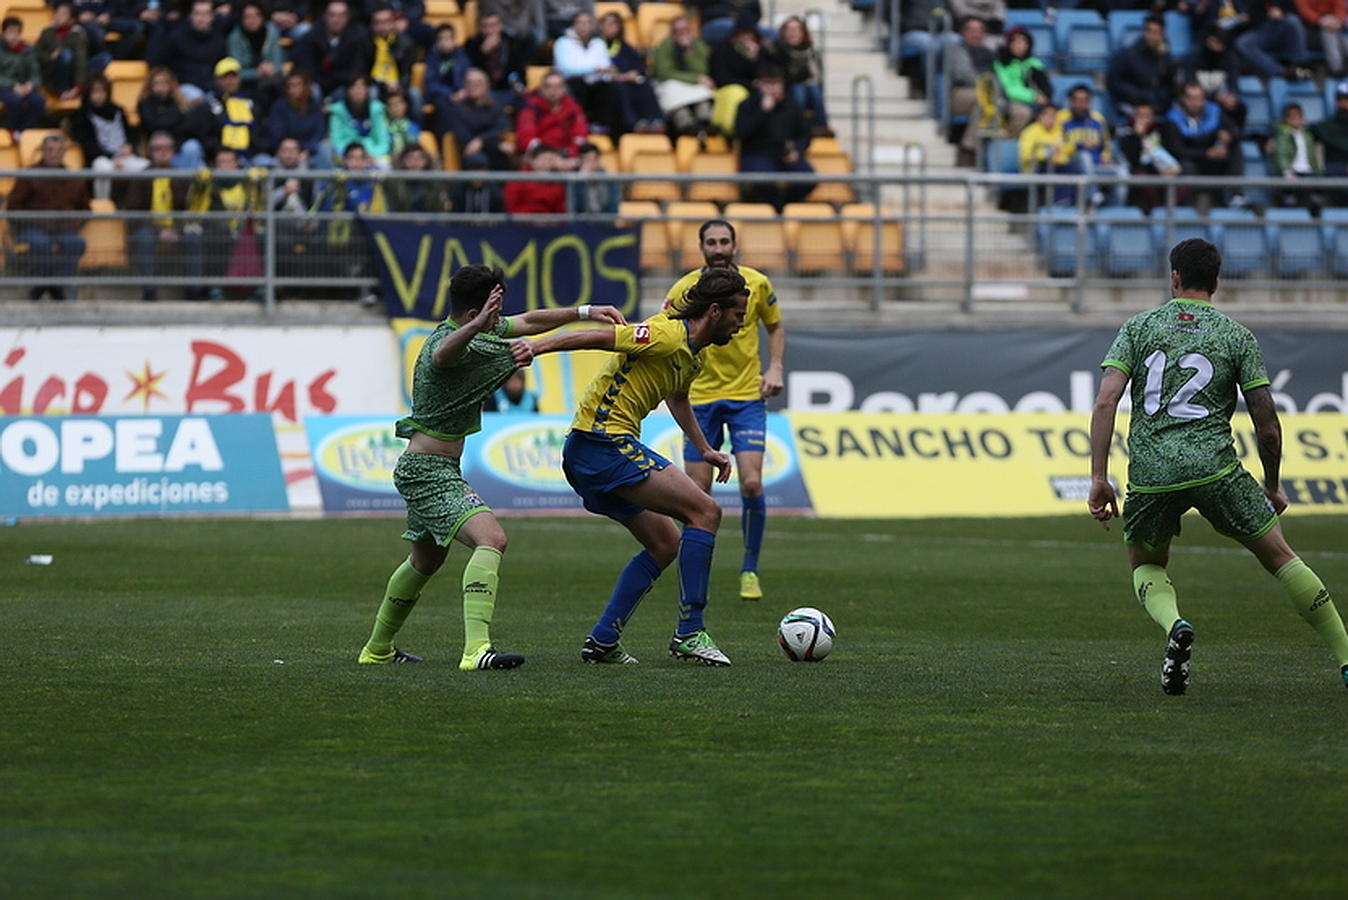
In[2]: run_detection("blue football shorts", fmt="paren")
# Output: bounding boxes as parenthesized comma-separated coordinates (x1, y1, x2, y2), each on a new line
(563, 430, 671, 521)
(682, 398, 767, 463)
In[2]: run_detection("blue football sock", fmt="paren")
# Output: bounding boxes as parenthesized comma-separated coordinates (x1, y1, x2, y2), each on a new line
(741, 494, 766, 573)
(676, 527, 717, 636)
(590, 550, 664, 646)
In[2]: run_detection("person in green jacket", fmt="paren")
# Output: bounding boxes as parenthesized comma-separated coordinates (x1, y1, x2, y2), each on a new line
(1271, 101, 1326, 213)
(651, 16, 715, 135)
(0, 16, 46, 133)
(35, 2, 98, 100)
(328, 75, 392, 166)
(991, 26, 1050, 138)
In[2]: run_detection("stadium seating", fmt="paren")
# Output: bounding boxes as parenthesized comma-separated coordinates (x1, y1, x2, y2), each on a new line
(685, 152, 738, 203)
(617, 133, 672, 171)
(19, 128, 85, 168)
(438, 132, 461, 170)
(782, 203, 846, 273)
(636, 2, 686, 50)
(1239, 77, 1274, 137)
(1209, 208, 1267, 277)
(1062, 24, 1110, 74)
(625, 152, 680, 202)
(617, 200, 668, 271)
(594, 1, 639, 46)
(1320, 208, 1348, 277)
(1107, 10, 1148, 52)
(79, 198, 128, 271)
(1051, 9, 1103, 51)
(525, 66, 549, 92)
(665, 200, 719, 271)
(1038, 208, 1094, 277)
(1163, 11, 1193, 57)
(673, 134, 728, 171)
(0, 141, 18, 197)
(1093, 206, 1151, 277)
(724, 202, 788, 270)
(841, 204, 904, 274)
(1264, 207, 1322, 278)
(105, 60, 149, 127)
(4, 3, 51, 42)
(807, 153, 856, 205)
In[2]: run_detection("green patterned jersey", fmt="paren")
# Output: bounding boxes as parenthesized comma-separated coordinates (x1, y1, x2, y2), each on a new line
(396, 316, 516, 442)
(1102, 298, 1270, 493)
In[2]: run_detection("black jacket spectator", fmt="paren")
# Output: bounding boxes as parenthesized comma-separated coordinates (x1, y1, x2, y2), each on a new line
(1179, 27, 1240, 97)
(735, 86, 812, 159)
(292, 3, 371, 97)
(146, 4, 228, 94)
(464, 17, 529, 95)
(441, 92, 510, 168)
(710, 27, 762, 88)
(1106, 28, 1178, 116)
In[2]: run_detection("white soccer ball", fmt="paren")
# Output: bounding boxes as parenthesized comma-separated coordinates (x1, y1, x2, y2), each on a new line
(777, 607, 835, 662)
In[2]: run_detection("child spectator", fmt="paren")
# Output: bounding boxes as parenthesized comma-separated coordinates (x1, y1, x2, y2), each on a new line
(384, 87, 421, 158)
(1271, 101, 1325, 211)
(424, 23, 471, 110)
(0, 16, 46, 134)
(992, 25, 1049, 139)
(385, 143, 450, 214)
(568, 140, 618, 214)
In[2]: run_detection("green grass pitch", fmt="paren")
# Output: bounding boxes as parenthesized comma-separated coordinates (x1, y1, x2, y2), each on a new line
(4, 514, 1347, 898)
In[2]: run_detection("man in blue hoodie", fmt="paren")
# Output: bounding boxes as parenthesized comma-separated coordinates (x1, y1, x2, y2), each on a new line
(1162, 81, 1245, 206)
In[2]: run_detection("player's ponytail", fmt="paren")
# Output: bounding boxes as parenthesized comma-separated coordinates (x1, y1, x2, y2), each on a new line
(670, 269, 748, 320)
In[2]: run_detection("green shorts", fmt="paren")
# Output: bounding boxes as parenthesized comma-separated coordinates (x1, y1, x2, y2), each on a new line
(1122, 467, 1278, 551)
(393, 452, 491, 546)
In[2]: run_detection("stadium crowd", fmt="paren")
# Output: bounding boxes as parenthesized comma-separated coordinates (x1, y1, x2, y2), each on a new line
(0, 0, 842, 299)
(901, 1, 1348, 214)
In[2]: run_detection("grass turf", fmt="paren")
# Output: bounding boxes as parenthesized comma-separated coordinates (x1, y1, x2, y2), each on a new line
(3, 514, 1347, 898)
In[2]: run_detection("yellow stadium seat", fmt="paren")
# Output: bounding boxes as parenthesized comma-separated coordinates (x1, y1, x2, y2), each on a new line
(783, 203, 845, 273)
(724, 202, 788, 270)
(462, 0, 479, 34)
(617, 133, 672, 171)
(806, 136, 845, 159)
(0, 144, 19, 196)
(417, 129, 441, 164)
(0, 130, 11, 148)
(686, 152, 737, 203)
(617, 200, 667, 272)
(664, 200, 720, 271)
(636, 2, 684, 49)
(80, 199, 128, 270)
(7, 6, 51, 41)
(842, 204, 904, 274)
(410, 61, 426, 92)
(105, 60, 148, 126)
(673, 134, 699, 172)
(525, 65, 550, 92)
(19, 129, 84, 168)
(439, 132, 462, 170)
(808, 153, 855, 205)
(626, 150, 679, 202)
(586, 134, 614, 153)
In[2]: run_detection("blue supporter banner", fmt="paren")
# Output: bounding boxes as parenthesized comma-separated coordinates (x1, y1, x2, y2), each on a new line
(362, 219, 641, 321)
(304, 413, 813, 515)
(0, 414, 289, 518)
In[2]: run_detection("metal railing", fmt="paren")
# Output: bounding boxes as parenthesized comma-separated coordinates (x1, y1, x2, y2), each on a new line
(4, 167, 1348, 316)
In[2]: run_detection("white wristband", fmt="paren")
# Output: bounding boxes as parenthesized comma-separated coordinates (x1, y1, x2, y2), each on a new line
(577, 304, 591, 320)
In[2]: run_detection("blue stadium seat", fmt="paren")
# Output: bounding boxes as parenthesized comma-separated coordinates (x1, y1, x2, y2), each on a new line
(1283, 80, 1326, 123)
(1047, 220, 1096, 278)
(1151, 207, 1208, 253)
(1007, 10, 1046, 29)
(1209, 208, 1267, 277)
(1107, 10, 1148, 52)
(1094, 207, 1153, 277)
(1239, 141, 1270, 207)
(1320, 208, 1348, 276)
(1053, 9, 1103, 48)
(1267, 76, 1289, 119)
(1024, 23, 1057, 64)
(984, 138, 1021, 174)
(1063, 25, 1111, 73)
(1243, 93, 1274, 137)
(1163, 11, 1193, 57)
(1264, 208, 1323, 277)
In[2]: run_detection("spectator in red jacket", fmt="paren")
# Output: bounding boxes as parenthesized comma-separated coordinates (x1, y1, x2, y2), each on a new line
(514, 70, 589, 157)
(504, 144, 569, 214)
(1295, 0, 1348, 76)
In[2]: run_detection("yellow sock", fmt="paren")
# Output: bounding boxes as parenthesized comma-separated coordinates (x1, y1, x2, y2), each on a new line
(1133, 564, 1181, 632)
(460, 546, 502, 664)
(1276, 558, 1348, 667)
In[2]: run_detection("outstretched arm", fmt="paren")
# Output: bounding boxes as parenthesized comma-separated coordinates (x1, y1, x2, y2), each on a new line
(523, 326, 618, 360)
(1244, 385, 1287, 514)
(1088, 367, 1129, 529)
(668, 392, 732, 482)
(505, 304, 628, 337)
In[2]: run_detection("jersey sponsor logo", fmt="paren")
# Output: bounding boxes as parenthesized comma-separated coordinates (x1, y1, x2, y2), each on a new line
(1178, 312, 1195, 322)
(634, 323, 651, 344)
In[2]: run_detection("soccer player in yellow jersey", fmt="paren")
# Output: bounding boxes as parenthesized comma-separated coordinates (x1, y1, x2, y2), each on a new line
(663, 219, 786, 601)
(526, 269, 749, 665)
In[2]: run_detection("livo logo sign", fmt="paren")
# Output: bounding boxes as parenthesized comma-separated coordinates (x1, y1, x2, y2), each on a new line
(0, 415, 288, 517)
(305, 416, 408, 513)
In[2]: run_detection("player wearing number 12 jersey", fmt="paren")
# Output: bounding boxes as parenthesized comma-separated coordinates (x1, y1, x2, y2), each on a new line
(1088, 239, 1348, 694)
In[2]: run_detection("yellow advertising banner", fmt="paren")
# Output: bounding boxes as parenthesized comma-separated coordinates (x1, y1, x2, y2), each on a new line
(789, 413, 1348, 518)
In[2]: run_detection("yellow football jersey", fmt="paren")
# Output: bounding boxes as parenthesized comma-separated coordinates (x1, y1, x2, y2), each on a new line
(571, 317, 702, 438)
(663, 265, 780, 404)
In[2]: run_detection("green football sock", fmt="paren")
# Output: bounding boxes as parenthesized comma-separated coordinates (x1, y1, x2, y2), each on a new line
(364, 558, 433, 656)
(1133, 564, 1181, 632)
(1275, 558, 1348, 666)
(461, 546, 503, 660)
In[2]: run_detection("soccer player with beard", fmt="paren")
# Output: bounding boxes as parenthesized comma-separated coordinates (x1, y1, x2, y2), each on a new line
(663, 219, 785, 601)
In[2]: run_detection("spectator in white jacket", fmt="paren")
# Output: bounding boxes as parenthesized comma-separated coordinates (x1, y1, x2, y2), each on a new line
(552, 11, 618, 133)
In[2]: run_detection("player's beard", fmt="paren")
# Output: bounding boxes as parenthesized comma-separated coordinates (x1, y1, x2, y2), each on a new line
(705, 254, 734, 268)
